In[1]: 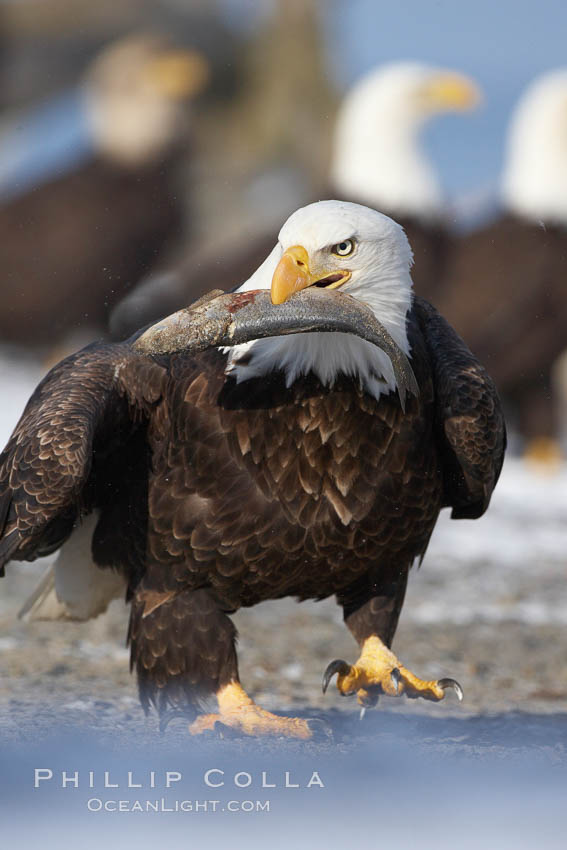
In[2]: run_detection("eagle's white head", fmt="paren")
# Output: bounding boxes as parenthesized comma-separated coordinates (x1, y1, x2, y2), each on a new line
(226, 200, 414, 402)
(330, 62, 481, 220)
(501, 69, 567, 224)
(83, 35, 209, 166)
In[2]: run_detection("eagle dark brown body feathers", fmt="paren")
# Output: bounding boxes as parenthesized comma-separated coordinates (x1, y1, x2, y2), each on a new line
(436, 214, 567, 440)
(0, 155, 184, 347)
(0, 298, 505, 713)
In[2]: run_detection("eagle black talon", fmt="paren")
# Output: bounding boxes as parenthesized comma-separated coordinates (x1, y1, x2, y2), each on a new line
(322, 659, 351, 694)
(159, 710, 195, 734)
(438, 677, 464, 701)
(390, 667, 401, 694)
(306, 717, 334, 742)
(213, 720, 243, 739)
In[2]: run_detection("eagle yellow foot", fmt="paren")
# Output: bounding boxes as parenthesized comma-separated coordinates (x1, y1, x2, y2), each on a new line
(322, 636, 463, 707)
(189, 681, 314, 739)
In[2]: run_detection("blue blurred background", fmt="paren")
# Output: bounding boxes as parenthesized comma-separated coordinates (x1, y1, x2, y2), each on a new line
(2, 0, 566, 208)
(328, 0, 567, 199)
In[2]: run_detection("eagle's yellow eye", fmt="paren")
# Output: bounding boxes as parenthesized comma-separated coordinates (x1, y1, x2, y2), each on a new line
(332, 239, 355, 257)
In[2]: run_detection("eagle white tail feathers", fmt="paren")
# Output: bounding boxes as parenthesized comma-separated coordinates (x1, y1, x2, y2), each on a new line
(18, 513, 126, 622)
(18, 564, 65, 621)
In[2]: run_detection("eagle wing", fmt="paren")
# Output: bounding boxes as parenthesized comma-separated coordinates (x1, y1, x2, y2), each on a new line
(414, 296, 506, 520)
(0, 342, 165, 575)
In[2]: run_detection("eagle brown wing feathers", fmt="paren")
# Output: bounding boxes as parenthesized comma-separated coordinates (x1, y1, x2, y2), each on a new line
(414, 296, 506, 519)
(0, 342, 165, 576)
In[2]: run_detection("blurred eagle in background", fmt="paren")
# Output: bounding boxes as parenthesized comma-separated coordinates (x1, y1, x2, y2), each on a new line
(437, 70, 567, 457)
(110, 62, 480, 339)
(0, 201, 505, 738)
(0, 34, 208, 350)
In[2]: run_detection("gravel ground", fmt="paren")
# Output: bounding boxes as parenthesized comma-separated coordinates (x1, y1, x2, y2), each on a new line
(2, 547, 567, 743)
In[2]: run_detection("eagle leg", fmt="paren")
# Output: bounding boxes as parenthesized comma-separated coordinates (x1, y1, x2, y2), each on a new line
(323, 635, 463, 706)
(189, 681, 314, 739)
(131, 585, 319, 736)
(328, 572, 463, 708)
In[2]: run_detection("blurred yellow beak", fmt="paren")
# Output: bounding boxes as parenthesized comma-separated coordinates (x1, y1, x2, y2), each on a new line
(271, 246, 351, 305)
(425, 72, 481, 111)
(147, 49, 209, 99)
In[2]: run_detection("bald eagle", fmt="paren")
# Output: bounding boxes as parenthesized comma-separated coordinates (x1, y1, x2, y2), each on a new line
(437, 69, 567, 453)
(0, 35, 208, 350)
(1, 202, 505, 738)
(110, 63, 480, 339)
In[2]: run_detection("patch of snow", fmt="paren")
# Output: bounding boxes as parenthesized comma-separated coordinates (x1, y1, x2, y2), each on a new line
(280, 662, 304, 681)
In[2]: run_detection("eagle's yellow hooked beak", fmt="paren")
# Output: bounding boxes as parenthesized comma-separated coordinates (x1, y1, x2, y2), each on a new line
(271, 246, 351, 305)
(424, 72, 482, 112)
(146, 49, 210, 99)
